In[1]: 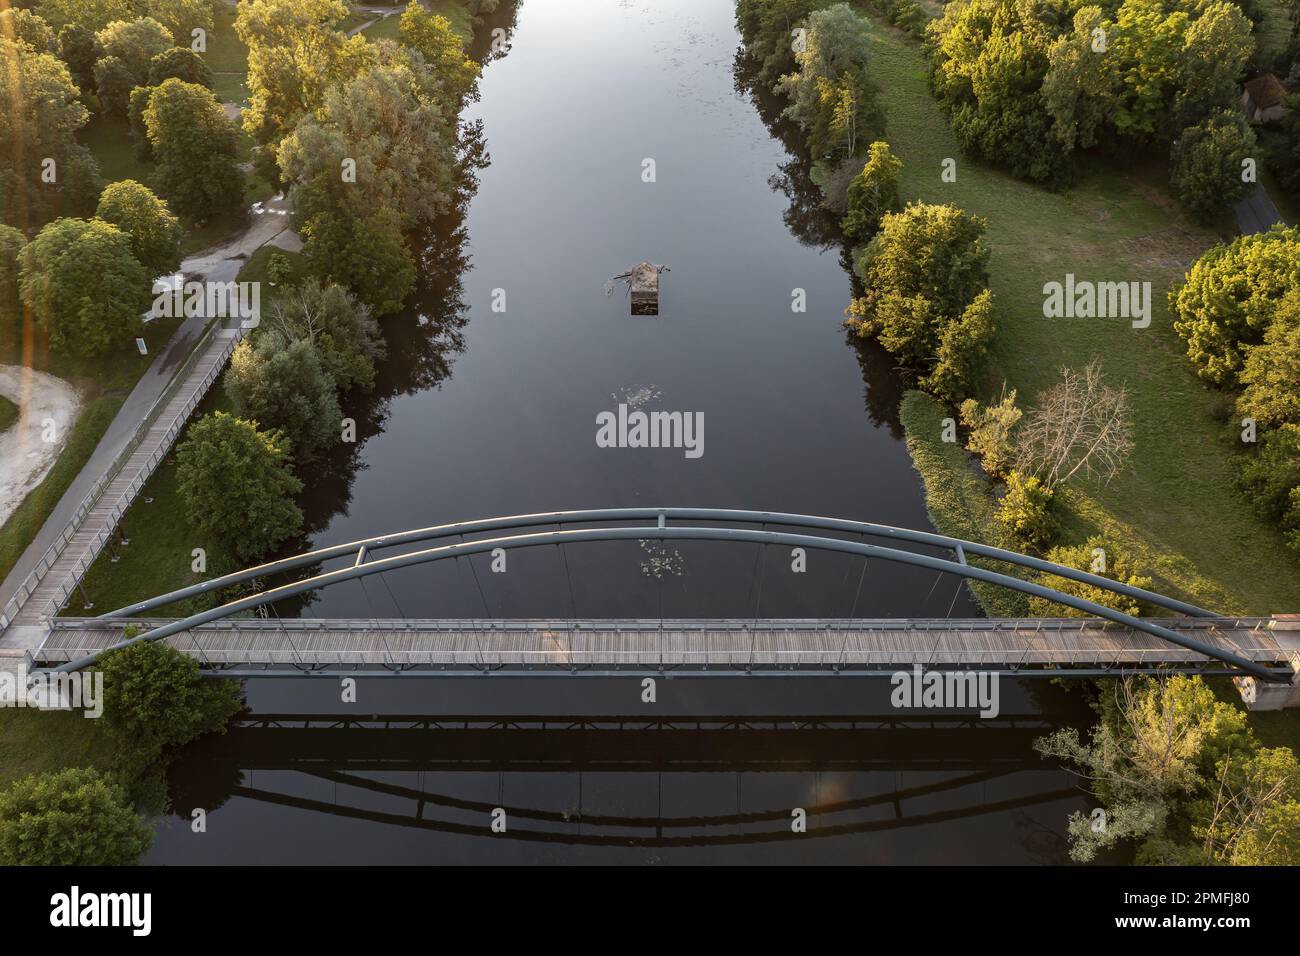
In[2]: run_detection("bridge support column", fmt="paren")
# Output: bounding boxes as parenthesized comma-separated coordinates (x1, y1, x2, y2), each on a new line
(1235, 615, 1300, 711)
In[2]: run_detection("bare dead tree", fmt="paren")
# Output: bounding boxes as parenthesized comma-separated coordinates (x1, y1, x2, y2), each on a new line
(1015, 357, 1135, 487)
(266, 288, 322, 343)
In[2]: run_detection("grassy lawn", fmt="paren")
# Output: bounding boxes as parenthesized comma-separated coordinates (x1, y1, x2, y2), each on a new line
(237, 244, 306, 286)
(0, 317, 182, 588)
(429, 0, 476, 40)
(0, 710, 112, 790)
(205, 0, 250, 103)
(79, 114, 152, 185)
(74, 392, 234, 618)
(361, 14, 403, 41)
(0, 395, 16, 432)
(859, 8, 1300, 616)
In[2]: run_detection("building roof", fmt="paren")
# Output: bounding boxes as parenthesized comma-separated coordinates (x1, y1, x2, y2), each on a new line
(1244, 74, 1287, 110)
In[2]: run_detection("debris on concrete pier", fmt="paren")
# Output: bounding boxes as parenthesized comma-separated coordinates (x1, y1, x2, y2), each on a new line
(605, 261, 669, 315)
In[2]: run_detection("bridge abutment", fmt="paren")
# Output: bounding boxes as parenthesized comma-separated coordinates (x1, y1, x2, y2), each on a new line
(1236, 616, 1300, 710)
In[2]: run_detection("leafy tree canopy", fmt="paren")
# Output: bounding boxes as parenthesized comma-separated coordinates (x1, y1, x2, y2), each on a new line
(17, 216, 149, 355)
(174, 411, 304, 561)
(0, 767, 151, 865)
(94, 178, 182, 279)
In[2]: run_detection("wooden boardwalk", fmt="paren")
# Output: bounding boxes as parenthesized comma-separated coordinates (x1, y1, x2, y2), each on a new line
(33, 616, 1292, 674)
(0, 326, 243, 632)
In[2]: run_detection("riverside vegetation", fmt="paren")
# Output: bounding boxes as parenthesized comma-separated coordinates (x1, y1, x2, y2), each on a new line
(738, 0, 1300, 863)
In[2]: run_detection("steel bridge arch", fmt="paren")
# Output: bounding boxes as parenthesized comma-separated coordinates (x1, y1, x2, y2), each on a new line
(58, 508, 1281, 680)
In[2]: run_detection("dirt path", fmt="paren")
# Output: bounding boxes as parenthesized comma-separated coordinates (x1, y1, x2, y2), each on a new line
(0, 366, 80, 527)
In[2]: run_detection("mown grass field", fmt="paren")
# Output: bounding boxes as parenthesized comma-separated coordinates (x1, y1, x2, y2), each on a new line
(859, 8, 1300, 615)
(0, 710, 112, 790)
(73, 389, 234, 618)
(361, 13, 403, 40)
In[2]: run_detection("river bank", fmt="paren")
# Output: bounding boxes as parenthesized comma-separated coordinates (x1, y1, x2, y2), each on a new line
(852, 4, 1300, 616)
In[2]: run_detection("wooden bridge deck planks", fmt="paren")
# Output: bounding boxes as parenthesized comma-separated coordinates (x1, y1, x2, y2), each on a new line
(32, 617, 1290, 668)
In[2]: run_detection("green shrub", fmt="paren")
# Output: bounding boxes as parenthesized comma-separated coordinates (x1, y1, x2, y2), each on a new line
(97, 639, 244, 779)
(959, 385, 1021, 478)
(0, 767, 151, 865)
(1027, 535, 1154, 617)
(996, 470, 1058, 550)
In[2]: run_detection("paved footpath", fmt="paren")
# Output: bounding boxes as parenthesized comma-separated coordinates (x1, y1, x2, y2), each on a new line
(0, 326, 244, 649)
(0, 198, 293, 649)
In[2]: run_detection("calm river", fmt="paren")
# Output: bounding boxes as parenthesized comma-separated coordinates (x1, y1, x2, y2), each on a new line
(150, 0, 1094, 863)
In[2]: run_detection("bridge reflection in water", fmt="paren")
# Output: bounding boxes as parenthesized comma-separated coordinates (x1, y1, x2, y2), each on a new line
(164, 712, 1082, 853)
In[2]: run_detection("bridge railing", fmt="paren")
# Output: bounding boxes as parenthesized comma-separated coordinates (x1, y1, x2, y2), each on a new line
(0, 322, 242, 631)
(39, 512, 1286, 681)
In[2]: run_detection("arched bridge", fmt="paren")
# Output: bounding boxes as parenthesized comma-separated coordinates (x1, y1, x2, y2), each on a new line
(26, 508, 1300, 699)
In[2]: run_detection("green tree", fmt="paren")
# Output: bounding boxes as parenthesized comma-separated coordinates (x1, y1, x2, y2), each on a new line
(277, 48, 459, 232)
(841, 140, 902, 246)
(1170, 109, 1256, 222)
(18, 216, 149, 355)
(1041, 7, 1115, 154)
(398, 0, 479, 111)
(235, 0, 367, 148)
(147, 46, 213, 88)
(1169, 225, 1300, 386)
(98, 639, 244, 778)
(56, 23, 99, 91)
(846, 201, 993, 399)
(1035, 675, 1253, 862)
(174, 411, 304, 561)
(959, 384, 1021, 478)
(1235, 423, 1300, 553)
(930, 288, 995, 402)
(995, 469, 1058, 550)
(92, 55, 139, 117)
(776, 3, 882, 160)
(1238, 290, 1300, 429)
(225, 333, 342, 460)
(1195, 746, 1300, 865)
(265, 278, 386, 392)
(127, 83, 155, 159)
(736, 0, 824, 88)
(0, 768, 151, 865)
(34, 0, 131, 34)
(1174, 1, 1254, 126)
(0, 223, 24, 327)
(139, 0, 213, 46)
(1027, 535, 1154, 617)
(300, 205, 415, 316)
(0, 37, 102, 229)
(93, 16, 172, 114)
(141, 78, 241, 222)
(928, 0, 1065, 183)
(95, 179, 181, 279)
(0, 8, 56, 52)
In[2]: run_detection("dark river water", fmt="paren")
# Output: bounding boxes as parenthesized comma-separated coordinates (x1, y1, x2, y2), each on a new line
(149, 0, 1094, 863)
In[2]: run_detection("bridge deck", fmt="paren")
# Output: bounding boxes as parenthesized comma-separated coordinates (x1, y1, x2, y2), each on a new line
(33, 617, 1292, 674)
